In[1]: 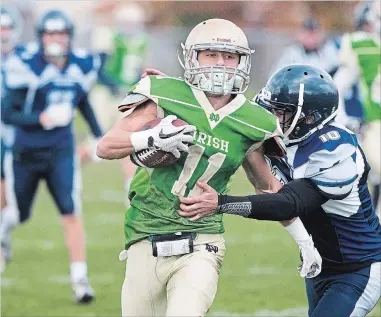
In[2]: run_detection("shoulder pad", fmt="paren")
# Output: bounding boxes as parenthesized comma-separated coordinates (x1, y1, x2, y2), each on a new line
(71, 51, 101, 74)
(118, 93, 150, 112)
(293, 123, 358, 170)
(291, 125, 359, 197)
(4, 53, 35, 88)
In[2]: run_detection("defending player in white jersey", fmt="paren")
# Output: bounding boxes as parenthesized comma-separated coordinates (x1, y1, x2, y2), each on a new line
(0, 5, 24, 269)
(180, 64, 381, 317)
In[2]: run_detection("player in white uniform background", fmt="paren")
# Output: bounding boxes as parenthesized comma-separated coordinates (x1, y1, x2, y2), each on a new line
(2, 9, 103, 303)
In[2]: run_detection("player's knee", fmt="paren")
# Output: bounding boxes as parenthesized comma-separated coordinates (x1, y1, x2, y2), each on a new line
(59, 205, 76, 217)
(18, 206, 32, 223)
(55, 195, 77, 216)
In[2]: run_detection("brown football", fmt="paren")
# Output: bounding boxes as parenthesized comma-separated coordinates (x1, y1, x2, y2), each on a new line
(130, 118, 190, 168)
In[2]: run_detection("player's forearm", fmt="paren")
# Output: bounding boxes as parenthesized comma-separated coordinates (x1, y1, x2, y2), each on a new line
(217, 179, 328, 220)
(243, 149, 283, 194)
(97, 116, 157, 159)
(96, 131, 135, 160)
(2, 88, 41, 128)
(97, 100, 158, 160)
(3, 109, 41, 128)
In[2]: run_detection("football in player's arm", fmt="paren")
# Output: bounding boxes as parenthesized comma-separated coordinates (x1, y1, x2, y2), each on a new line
(97, 19, 321, 317)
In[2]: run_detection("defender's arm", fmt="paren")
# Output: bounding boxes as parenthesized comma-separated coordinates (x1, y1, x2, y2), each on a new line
(218, 178, 329, 220)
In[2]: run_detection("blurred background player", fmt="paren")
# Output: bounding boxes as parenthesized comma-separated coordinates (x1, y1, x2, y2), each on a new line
(334, 0, 381, 219)
(1, 9, 103, 303)
(271, 17, 340, 77)
(335, 0, 380, 213)
(80, 2, 148, 208)
(0, 4, 24, 269)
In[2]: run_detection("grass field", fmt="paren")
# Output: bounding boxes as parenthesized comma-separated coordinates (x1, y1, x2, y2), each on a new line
(1, 123, 380, 316)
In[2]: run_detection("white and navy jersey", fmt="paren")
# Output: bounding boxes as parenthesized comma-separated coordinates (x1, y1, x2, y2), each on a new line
(267, 122, 381, 272)
(3, 47, 102, 151)
(1, 44, 28, 148)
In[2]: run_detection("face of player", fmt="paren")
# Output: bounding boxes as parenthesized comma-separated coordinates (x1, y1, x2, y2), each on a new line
(273, 109, 295, 132)
(0, 26, 14, 55)
(197, 50, 240, 76)
(298, 29, 324, 50)
(41, 31, 70, 58)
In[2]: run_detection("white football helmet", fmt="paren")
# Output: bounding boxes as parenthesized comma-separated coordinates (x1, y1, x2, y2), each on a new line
(180, 19, 254, 95)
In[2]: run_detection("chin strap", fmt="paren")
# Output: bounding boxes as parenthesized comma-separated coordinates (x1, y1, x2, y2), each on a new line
(284, 83, 304, 140)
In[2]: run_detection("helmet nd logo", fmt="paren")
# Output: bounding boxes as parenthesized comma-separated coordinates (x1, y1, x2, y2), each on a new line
(209, 113, 220, 122)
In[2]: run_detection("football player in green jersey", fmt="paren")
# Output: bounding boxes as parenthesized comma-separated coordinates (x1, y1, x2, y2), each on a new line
(334, 0, 381, 218)
(97, 19, 321, 317)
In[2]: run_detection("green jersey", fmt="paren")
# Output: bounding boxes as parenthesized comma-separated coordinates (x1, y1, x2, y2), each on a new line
(104, 32, 148, 87)
(119, 76, 282, 248)
(341, 32, 380, 122)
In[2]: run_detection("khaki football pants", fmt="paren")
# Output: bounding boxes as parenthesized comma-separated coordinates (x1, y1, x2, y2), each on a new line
(361, 120, 381, 219)
(121, 233, 225, 317)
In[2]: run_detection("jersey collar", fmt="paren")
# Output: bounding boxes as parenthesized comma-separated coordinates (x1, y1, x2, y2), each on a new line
(191, 87, 246, 129)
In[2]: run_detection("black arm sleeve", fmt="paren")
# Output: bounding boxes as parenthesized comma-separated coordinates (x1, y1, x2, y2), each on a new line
(218, 178, 329, 221)
(2, 88, 42, 128)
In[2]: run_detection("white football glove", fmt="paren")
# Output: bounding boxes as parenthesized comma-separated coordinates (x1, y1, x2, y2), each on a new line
(297, 236, 322, 279)
(42, 103, 74, 130)
(130, 115, 195, 158)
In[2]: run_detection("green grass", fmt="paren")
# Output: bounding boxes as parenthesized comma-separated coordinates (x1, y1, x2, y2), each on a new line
(1, 117, 380, 316)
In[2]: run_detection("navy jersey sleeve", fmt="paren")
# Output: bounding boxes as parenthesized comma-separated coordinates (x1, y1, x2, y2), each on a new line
(77, 96, 103, 138)
(2, 54, 42, 128)
(2, 88, 41, 128)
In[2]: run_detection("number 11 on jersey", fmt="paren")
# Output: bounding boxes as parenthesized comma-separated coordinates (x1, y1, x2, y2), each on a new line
(171, 144, 226, 197)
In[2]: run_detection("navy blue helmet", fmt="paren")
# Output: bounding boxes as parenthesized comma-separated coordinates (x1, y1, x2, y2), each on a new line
(36, 10, 73, 57)
(256, 65, 339, 144)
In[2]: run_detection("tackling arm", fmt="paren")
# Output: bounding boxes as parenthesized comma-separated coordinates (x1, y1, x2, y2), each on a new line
(218, 178, 328, 220)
